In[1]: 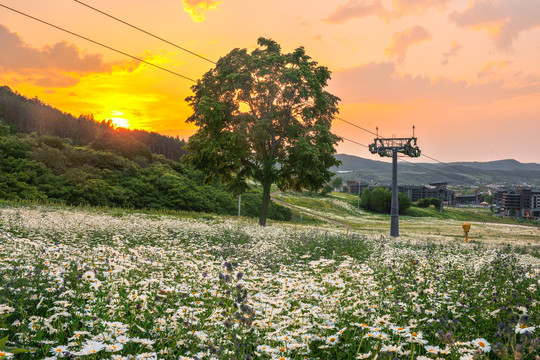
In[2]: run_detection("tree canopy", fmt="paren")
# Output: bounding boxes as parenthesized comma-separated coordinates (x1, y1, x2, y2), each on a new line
(185, 37, 342, 225)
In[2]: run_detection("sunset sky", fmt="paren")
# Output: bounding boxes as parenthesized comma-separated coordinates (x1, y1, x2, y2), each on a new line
(1, 0, 539, 163)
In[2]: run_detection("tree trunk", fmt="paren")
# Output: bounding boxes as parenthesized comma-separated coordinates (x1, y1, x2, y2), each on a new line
(259, 181, 272, 226)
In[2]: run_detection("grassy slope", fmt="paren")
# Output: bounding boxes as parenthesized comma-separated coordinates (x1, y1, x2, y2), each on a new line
(277, 191, 540, 246)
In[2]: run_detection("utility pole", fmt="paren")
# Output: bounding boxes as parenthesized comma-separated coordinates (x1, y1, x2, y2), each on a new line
(238, 194, 241, 217)
(369, 126, 421, 237)
(357, 187, 361, 216)
(357, 173, 362, 216)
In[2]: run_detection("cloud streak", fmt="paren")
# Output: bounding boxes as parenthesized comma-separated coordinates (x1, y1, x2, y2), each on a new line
(385, 26, 431, 62)
(450, 0, 540, 50)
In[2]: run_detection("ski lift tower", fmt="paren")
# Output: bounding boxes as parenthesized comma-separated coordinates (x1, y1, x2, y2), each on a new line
(369, 126, 421, 237)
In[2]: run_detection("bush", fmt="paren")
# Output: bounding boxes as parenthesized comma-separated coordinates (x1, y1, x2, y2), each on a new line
(359, 187, 411, 214)
(429, 197, 441, 208)
(416, 197, 441, 208)
(417, 198, 430, 208)
(320, 184, 333, 196)
(398, 193, 412, 214)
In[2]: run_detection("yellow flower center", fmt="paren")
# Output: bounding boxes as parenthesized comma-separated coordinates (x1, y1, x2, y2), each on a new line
(478, 342, 485, 347)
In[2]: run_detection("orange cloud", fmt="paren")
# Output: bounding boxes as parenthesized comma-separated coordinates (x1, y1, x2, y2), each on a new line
(0, 25, 148, 90)
(329, 61, 540, 104)
(181, 0, 222, 22)
(325, 0, 385, 23)
(441, 40, 462, 65)
(392, 0, 450, 15)
(0, 25, 108, 72)
(324, 0, 449, 23)
(477, 60, 513, 78)
(385, 26, 431, 62)
(450, 0, 540, 50)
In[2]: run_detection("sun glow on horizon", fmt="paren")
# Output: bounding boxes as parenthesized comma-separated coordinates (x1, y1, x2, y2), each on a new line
(109, 111, 131, 129)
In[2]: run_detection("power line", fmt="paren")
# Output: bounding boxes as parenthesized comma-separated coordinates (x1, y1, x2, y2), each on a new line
(0, 2, 497, 185)
(339, 137, 475, 183)
(397, 157, 472, 183)
(334, 116, 486, 182)
(72, 0, 216, 64)
(335, 116, 377, 137)
(0, 3, 197, 83)
(418, 153, 484, 181)
(340, 136, 369, 149)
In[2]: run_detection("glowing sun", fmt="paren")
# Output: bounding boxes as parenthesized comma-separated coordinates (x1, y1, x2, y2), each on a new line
(109, 111, 131, 129)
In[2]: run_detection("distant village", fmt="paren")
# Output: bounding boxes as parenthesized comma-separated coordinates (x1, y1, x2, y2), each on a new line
(341, 180, 540, 219)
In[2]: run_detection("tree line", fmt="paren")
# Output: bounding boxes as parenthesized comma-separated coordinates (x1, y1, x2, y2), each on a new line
(0, 86, 187, 161)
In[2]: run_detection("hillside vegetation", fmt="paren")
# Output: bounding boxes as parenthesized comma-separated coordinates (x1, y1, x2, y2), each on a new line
(0, 123, 291, 221)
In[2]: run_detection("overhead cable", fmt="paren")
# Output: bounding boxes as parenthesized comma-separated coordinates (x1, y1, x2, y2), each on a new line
(0, 3, 197, 82)
(73, 0, 216, 64)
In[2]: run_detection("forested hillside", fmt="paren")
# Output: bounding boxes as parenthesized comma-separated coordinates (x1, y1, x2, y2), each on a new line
(0, 85, 186, 161)
(0, 86, 291, 221)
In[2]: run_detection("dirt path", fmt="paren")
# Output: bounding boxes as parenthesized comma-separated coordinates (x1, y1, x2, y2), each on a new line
(270, 191, 352, 229)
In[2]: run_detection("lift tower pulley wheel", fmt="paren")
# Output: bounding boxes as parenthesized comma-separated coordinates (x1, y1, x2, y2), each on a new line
(369, 126, 421, 237)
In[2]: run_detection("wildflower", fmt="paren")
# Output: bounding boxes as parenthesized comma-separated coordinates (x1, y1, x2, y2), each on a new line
(390, 325, 407, 334)
(116, 335, 130, 344)
(326, 335, 339, 345)
(75, 340, 105, 355)
(50, 345, 69, 356)
(111, 356, 131, 360)
(515, 323, 535, 334)
(471, 338, 491, 353)
(424, 345, 441, 354)
(408, 331, 428, 344)
(380, 344, 401, 352)
(106, 343, 124, 352)
(256, 345, 277, 354)
(356, 352, 371, 359)
(0, 351, 14, 359)
(135, 353, 157, 360)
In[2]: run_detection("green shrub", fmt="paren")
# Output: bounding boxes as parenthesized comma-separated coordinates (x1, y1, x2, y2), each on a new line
(359, 187, 411, 214)
(417, 198, 430, 208)
(416, 197, 441, 208)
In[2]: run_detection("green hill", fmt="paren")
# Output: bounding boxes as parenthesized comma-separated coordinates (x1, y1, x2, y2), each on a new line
(333, 153, 540, 187)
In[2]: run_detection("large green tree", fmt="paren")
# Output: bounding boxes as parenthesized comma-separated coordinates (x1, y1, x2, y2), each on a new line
(185, 38, 341, 226)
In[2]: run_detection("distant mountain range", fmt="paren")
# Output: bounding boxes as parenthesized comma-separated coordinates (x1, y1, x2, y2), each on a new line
(332, 154, 540, 187)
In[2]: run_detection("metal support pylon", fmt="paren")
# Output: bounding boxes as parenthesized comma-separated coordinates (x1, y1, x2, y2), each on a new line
(369, 126, 421, 237)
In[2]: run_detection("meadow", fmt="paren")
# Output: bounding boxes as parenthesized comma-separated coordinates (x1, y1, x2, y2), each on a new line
(0, 203, 539, 360)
